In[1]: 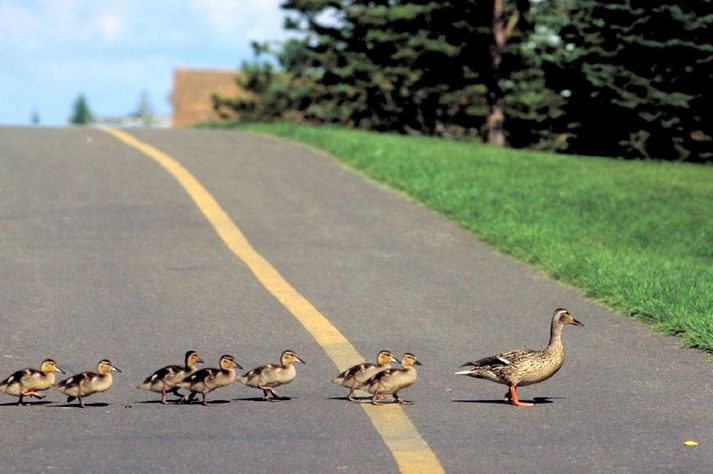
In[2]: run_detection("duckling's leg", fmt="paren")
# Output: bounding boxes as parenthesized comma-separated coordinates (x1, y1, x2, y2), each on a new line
(77, 396, 85, 408)
(201, 391, 208, 406)
(393, 393, 413, 405)
(371, 391, 384, 405)
(160, 388, 167, 405)
(347, 385, 357, 402)
(18, 390, 44, 405)
(260, 387, 281, 401)
(508, 385, 533, 408)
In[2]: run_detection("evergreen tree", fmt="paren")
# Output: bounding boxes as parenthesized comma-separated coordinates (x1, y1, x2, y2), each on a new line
(219, 0, 711, 161)
(219, 1, 546, 144)
(133, 90, 154, 126)
(279, 0, 498, 136)
(213, 41, 305, 122)
(69, 94, 94, 126)
(549, 0, 712, 161)
(502, 0, 570, 150)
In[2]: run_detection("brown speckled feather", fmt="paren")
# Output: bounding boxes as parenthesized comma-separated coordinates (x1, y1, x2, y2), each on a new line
(456, 308, 582, 391)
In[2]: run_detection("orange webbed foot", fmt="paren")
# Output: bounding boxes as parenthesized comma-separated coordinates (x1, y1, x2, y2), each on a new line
(508, 385, 534, 408)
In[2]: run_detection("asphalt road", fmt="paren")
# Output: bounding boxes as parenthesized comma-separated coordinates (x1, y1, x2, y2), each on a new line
(0, 127, 710, 473)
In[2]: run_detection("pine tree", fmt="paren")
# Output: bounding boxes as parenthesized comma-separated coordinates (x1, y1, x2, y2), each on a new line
(279, 0, 498, 136)
(133, 91, 154, 126)
(502, 0, 570, 150)
(550, 0, 712, 161)
(69, 94, 94, 126)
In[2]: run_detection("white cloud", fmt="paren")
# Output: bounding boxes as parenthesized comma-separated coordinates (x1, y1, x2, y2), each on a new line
(189, 0, 288, 40)
(93, 11, 125, 42)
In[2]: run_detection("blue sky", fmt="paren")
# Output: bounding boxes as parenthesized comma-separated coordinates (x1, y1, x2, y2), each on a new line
(0, 0, 291, 126)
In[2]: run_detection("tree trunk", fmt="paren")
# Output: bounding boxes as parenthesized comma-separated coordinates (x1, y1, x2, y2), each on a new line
(487, 0, 518, 147)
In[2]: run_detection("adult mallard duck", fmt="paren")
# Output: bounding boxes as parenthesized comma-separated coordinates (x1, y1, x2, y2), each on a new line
(331, 350, 398, 402)
(237, 350, 305, 401)
(455, 307, 582, 407)
(178, 354, 241, 406)
(137, 350, 204, 404)
(53, 359, 121, 408)
(364, 352, 422, 405)
(0, 359, 66, 405)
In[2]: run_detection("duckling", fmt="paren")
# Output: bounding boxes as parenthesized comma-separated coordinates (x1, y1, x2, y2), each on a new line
(237, 350, 305, 401)
(0, 359, 66, 405)
(53, 359, 121, 408)
(137, 350, 204, 404)
(455, 307, 582, 407)
(365, 352, 422, 405)
(331, 350, 399, 402)
(178, 354, 241, 406)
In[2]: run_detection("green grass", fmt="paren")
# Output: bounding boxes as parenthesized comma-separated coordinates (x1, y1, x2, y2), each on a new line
(223, 122, 713, 352)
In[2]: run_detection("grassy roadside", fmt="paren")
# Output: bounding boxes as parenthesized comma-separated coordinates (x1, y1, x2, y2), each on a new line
(210, 122, 713, 352)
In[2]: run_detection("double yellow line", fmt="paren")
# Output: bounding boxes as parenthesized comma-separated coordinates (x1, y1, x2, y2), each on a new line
(102, 128, 444, 474)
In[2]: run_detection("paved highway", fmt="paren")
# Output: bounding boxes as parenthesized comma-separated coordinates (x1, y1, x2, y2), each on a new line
(0, 127, 710, 472)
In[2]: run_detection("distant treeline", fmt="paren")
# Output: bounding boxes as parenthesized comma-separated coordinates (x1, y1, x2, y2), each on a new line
(214, 1, 712, 162)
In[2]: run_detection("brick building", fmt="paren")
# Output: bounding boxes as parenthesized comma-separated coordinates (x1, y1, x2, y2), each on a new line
(171, 68, 251, 128)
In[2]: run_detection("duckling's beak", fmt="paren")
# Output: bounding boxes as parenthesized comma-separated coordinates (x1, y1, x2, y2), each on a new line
(390, 357, 399, 364)
(414, 360, 423, 366)
(571, 318, 583, 327)
(296, 357, 306, 365)
(234, 362, 243, 370)
(111, 366, 122, 373)
(55, 367, 67, 374)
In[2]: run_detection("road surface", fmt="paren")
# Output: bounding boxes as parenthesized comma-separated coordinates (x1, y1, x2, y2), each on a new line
(0, 127, 710, 473)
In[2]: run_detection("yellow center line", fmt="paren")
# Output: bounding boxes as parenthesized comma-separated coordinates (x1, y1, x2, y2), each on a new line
(101, 128, 444, 474)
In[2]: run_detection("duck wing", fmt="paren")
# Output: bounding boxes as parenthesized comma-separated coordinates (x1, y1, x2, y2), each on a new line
(238, 364, 277, 387)
(332, 362, 376, 384)
(460, 349, 532, 369)
(364, 367, 401, 391)
(54, 372, 93, 393)
(184, 368, 217, 386)
(142, 365, 183, 384)
(0, 369, 43, 393)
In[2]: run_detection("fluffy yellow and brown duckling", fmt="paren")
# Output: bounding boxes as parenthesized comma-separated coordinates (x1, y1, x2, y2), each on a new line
(237, 350, 305, 401)
(178, 354, 242, 406)
(331, 350, 399, 402)
(455, 308, 582, 407)
(137, 350, 204, 404)
(53, 359, 121, 408)
(0, 359, 66, 405)
(365, 352, 422, 405)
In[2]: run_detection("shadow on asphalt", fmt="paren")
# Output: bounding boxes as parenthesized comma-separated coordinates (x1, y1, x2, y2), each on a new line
(134, 399, 186, 405)
(328, 395, 419, 405)
(233, 396, 295, 402)
(452, 396, 564, 405)
(0, 400, 52, 407)
(186, 399, 232, 405)
(49, 402, 110, 408)
(327, 396, 370, 402)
